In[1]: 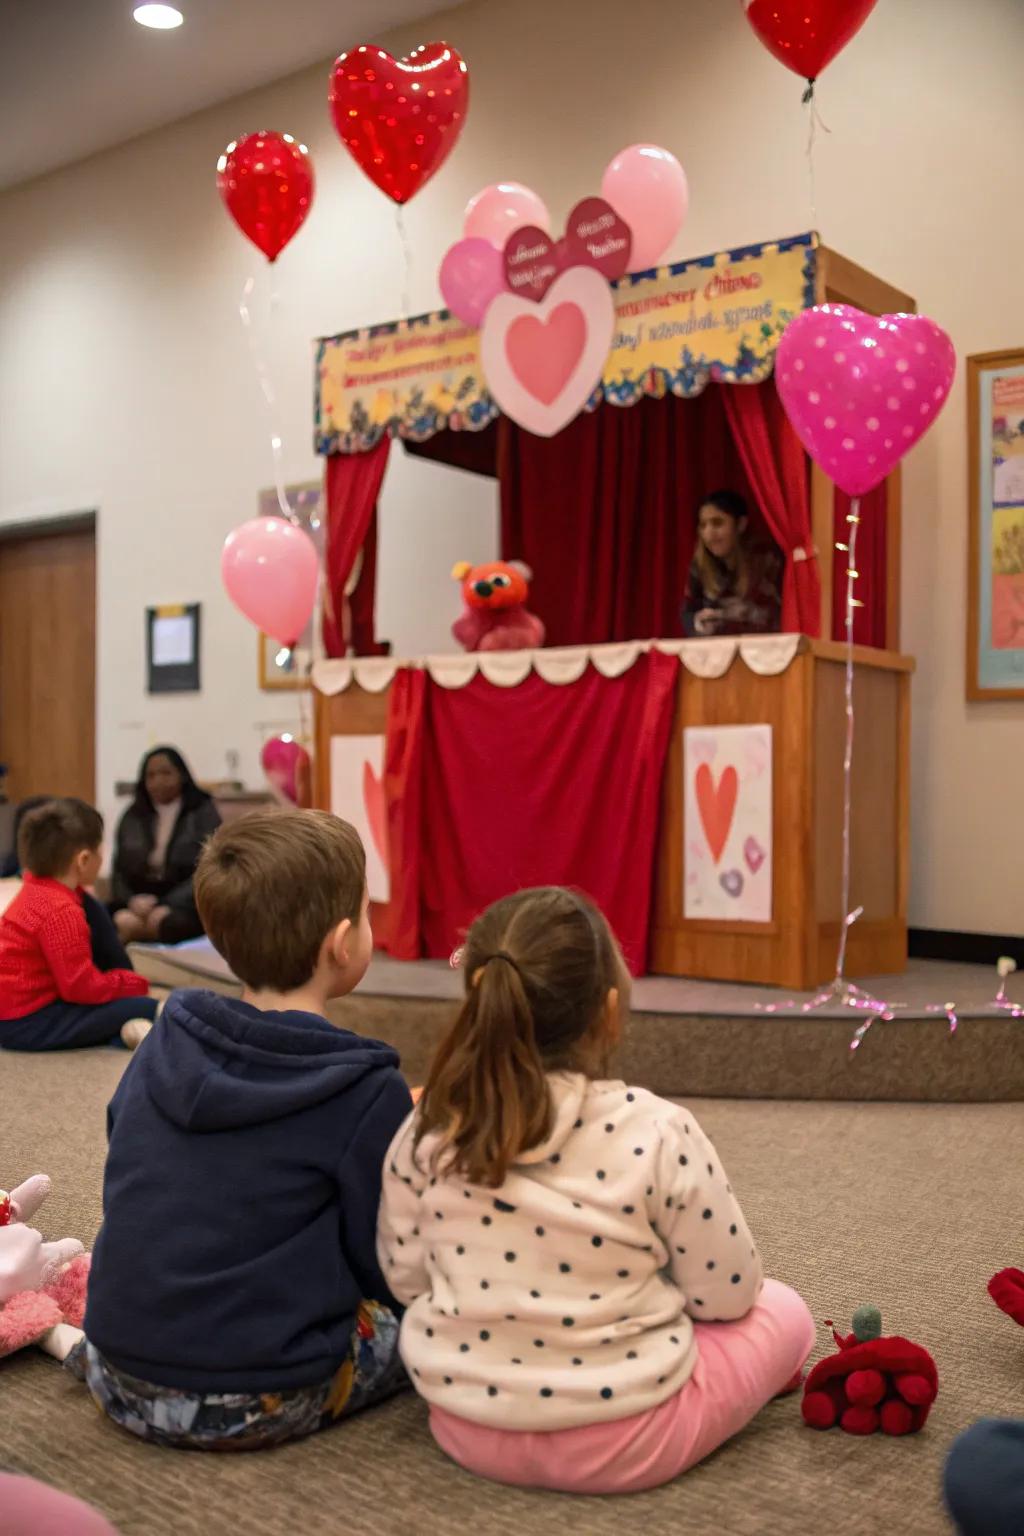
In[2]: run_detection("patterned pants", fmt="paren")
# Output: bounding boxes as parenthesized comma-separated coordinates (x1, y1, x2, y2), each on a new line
(77, 1301, 407, 1451)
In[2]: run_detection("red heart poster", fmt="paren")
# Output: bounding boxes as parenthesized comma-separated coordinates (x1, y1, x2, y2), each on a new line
(684, 725, 773, 922)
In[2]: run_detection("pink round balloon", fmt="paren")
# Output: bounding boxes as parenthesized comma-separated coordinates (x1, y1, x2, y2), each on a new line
(775, 305, 956, 497)
(463, 182, 550, 248)
(601, 145, 688, 272)
(221, 516, 318, 645)
(439, 237, 506, 327)
(261, 735, 310, 804)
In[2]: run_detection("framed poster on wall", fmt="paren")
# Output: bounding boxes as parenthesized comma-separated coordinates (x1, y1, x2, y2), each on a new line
(968, 349, 1024, 700)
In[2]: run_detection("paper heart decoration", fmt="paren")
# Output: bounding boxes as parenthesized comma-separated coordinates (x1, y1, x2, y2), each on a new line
(695, 763, 738, 865)
(328, 42, 469, 205)
(503, 226, 566, 302)
(564, 197, 632, 281)
(720, 869, 744, 899)
(480, 266, 615, 438)
(744, 836, 766, 874)
(363, 760, 389, 873)
(775, 305, 955, 497)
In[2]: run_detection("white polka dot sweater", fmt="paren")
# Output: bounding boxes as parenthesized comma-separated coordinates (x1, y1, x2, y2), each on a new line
(377, 1072, 763, 1430)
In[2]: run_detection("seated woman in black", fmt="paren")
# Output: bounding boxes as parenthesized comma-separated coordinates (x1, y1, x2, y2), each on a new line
(112, 748, 220, 946)
(681, 490, 782, 638)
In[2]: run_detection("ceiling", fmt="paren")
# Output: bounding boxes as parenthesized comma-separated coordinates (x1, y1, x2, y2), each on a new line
(0, 0, 446, 190)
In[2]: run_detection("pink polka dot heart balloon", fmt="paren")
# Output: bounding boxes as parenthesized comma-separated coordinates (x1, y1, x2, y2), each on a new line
(775, 304, 956, 497)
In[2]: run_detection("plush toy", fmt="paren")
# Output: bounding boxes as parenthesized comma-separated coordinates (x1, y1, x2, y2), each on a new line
(451, 560, 546, 653)
(990, 1267, 1024, 1327)
(801, 1304, 939, 1436)
(0, 1175, 90, 1362)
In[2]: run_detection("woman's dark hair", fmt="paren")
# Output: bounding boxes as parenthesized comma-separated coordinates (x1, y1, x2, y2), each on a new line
(414, 887, 630, 1188)
(131, 746, 209, 815)
(695, 489, 753, 600)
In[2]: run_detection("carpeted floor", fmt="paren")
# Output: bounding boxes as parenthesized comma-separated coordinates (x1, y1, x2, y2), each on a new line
(1, 1046, 1021, 1536)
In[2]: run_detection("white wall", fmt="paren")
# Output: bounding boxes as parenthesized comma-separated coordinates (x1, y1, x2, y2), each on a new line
(0, 0, 1021, 932)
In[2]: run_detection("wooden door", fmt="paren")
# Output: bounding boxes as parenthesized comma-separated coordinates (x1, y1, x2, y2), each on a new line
(0, 523, 96, 803)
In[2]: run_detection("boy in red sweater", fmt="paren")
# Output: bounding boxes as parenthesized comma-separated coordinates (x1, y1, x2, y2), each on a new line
(0, 799, 158, 1051)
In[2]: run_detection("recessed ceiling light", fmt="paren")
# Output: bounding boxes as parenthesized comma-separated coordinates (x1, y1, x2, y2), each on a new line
(133, 4, 184, 29)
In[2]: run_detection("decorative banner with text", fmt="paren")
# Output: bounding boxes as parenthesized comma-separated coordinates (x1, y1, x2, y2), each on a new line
(315, 232, 818, 453)
(683, 723, 773, 924)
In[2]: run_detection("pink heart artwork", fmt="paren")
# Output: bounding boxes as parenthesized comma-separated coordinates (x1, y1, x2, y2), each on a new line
(775, 306, 956, 498)
(563, 197, 632, 281)
(503, 226, 566, 303)
(480, 265, 615, 437)
(743, 836, 766, 875)
(362, 760, 389, 874)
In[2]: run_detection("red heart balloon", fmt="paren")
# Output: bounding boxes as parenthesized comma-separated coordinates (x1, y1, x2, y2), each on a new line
(743, 0, 879, 81)
(328, 41, 469, 206)
(216, 131, 314, 262)
(503, 226, 565, 303)
(564, 196, 632, 281)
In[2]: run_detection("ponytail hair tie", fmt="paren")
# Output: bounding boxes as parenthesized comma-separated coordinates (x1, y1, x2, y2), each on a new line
(471, 951, 523, 986)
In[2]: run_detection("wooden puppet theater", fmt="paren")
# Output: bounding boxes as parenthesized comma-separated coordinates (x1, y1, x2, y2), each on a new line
(311, 233, 916, 989)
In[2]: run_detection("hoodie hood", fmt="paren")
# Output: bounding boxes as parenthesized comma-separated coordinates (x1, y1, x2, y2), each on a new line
(143, 989, 399, 1133)
(514, 1071, 590, 1165)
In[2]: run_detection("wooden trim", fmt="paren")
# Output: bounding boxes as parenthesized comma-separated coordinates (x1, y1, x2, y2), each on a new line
(808, 639, 915, 673)
(668, 918, 780, 938)
(818, 247, 916, 317)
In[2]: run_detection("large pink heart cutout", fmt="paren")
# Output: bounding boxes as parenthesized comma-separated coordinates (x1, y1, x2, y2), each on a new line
(480, 266, 615, 438)
(775, 305, 955, 497)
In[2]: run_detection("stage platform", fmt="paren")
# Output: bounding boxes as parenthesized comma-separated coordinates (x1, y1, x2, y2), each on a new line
(132, 940, 1023, 1104)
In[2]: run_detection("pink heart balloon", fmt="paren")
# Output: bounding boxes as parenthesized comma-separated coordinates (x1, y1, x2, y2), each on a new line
(503, 225, 565, 303)
(775, 305, 956, 497)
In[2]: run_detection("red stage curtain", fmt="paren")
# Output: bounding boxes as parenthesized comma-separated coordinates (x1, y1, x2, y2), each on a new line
(498, 393, 758, 648)
(832, 483, 888, 647)
(380, 651, 678, 974)
(323, 439, 390, 656)
(722, 384, 819, 635)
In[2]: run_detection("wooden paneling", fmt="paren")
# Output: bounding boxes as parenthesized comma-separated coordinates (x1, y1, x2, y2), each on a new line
(0, 525, 96, 802)
(313, 684, 389, 811)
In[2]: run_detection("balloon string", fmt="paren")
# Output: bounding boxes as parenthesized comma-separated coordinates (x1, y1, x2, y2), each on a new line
(804, 86, 831, 232)
(834, 497, 860, 983)
(238, 271, 298, 527)
(394, 205, 414, 319)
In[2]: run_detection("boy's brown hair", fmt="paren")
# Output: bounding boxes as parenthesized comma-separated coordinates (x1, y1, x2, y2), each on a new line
(194, 809, 366, 992)
(18, 798, 103, 878)
(415, 887, 630, 1188)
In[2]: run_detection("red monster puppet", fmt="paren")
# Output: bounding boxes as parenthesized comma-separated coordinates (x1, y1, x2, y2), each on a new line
(451, 560, 546, 653)
(802, 1304, 938, 1437)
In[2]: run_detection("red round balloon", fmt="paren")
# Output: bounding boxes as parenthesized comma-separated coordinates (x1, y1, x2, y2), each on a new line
(328, 41, 469, 205)
(217, 131, 314, 262)
(742, 0, 879, 81)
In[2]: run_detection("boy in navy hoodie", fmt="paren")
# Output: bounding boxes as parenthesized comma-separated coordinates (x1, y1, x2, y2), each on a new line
(80, 809, 413, 1450)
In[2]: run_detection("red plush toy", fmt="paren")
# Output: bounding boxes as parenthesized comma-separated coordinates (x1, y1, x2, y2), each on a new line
(989, 1267, 1024, 1327)
(451, 560, 546, 653)
(802, 1304, 939, 1437)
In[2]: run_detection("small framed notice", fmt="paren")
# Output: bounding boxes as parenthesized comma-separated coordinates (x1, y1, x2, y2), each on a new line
(147, 604, 200, 694)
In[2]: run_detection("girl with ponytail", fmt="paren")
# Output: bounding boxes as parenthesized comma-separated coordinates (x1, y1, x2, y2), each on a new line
(378, 888, 813, 1494)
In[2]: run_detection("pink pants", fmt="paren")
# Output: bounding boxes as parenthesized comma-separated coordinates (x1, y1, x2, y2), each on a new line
(430, 1278, 815, 1494)
(0, 1476, 118, 1535)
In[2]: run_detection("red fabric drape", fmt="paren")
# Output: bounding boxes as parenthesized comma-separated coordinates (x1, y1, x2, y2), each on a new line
(498, 392, 763, 648)
(380, 651, 678, 974)
(832, 483, 888, 647)
(323, 439, 391, 657)
(722, 384, 819, 635)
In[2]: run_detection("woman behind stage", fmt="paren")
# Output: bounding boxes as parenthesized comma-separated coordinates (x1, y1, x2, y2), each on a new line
(681, 490, 782, 638)
(111, 747, 220, 946)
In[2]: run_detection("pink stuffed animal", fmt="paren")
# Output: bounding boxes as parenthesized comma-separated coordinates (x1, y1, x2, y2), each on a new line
(0, 1175, 90, 1361)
